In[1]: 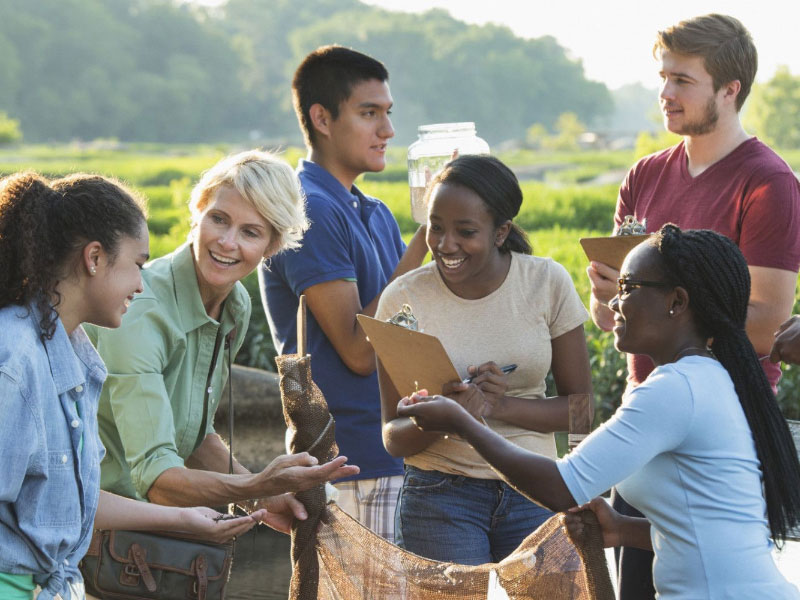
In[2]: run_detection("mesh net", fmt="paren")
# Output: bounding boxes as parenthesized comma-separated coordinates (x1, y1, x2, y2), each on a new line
(277, 353, 614, 600)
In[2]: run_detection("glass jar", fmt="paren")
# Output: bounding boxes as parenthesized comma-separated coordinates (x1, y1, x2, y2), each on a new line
(406, 122, 490, 223)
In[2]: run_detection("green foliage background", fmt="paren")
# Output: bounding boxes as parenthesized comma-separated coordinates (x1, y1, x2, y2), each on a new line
(2, 144, 798, 423)
(0, 0, 612, 145)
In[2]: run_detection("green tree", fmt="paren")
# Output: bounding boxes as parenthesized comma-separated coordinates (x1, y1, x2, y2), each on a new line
(525, 123, 549, 149)
(744, 66, 800, 149)
(0, 0, 615, 144)
(543, 112, 585, 151)
(289, 7, 612, 144)
(0, 111, 22, 144)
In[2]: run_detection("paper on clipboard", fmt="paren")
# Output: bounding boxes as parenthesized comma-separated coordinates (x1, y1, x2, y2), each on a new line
(579, 234, 652, 271)
(356, 314, 461, 397)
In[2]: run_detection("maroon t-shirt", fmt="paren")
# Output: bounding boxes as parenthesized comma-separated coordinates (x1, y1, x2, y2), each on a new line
(615, 137, 800, 388)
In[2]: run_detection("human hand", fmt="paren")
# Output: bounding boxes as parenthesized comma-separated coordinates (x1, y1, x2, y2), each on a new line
(564, 497, 623, 548)
(252, 493, 308, 535)
(770, 315, 800, 364)
(179, 506, 266, 544)
(397, 393, 470, 434)
(587, 261, 620, 305)
(441, 379, 491, 421)
(256, 453, 359, 497)
(464, 362, 509, 416)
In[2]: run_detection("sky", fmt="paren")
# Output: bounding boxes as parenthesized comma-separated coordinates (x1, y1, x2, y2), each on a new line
(361, 0, 800, 90)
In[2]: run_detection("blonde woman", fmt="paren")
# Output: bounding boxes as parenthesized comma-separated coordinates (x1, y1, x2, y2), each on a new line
(88, 150, 359, 531)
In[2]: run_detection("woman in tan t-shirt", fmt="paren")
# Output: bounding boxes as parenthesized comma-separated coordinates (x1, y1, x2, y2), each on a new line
(376, 155, 593, 564)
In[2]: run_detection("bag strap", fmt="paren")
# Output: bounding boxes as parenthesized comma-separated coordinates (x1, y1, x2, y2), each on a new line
(297, 294, 307, 357)
(197, 317, 237, 477)
(130, 543, 158, 592)
(197, 325, 225, 450)
(226, 329, 235, 475)
(195, 554, 209, 600)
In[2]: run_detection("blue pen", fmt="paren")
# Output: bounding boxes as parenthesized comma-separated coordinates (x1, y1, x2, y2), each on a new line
(463, 363, 518, 384)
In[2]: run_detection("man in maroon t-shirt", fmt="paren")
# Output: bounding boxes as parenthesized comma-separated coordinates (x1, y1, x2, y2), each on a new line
(587, 14, 800, 600)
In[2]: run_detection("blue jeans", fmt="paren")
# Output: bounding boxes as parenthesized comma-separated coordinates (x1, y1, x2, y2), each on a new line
(395, 465, 554, 565)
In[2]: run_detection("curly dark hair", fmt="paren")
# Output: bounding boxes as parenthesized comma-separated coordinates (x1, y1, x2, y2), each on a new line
(652, 223, 800, 544)
(0, 171, 147, 339)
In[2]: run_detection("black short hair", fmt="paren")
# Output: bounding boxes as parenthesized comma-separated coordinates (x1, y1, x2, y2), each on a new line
(292, 45, 389, 147)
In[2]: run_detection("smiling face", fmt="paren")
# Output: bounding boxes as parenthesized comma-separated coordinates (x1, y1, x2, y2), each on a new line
(426, 182, 511, 299)
(318, 78, 394, 185)
(609, 243, 676, 356)
(86, 220, 149, 329)
(191, 185, 274, 302)
(659, 50, 724, 136)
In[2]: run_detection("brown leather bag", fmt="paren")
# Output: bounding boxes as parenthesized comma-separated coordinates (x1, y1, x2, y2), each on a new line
(80, 528, 233, 599)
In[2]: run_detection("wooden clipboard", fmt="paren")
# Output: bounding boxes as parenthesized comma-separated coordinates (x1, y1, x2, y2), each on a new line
(579, 234, 652, 271)
(357, 314, 460, 397)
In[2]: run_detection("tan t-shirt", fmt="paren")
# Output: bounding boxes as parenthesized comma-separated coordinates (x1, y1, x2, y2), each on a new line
(376, 252, 589, 479)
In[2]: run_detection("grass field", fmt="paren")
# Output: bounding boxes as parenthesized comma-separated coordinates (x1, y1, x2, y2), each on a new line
(1, 143, 798, 421)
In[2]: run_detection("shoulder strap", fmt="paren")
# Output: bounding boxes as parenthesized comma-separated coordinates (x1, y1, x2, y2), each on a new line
(226, 329, 235, 474)
(297, 294, 307, 357)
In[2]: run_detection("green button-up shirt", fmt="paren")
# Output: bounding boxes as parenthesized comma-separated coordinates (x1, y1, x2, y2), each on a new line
(86, 243, 250, 500)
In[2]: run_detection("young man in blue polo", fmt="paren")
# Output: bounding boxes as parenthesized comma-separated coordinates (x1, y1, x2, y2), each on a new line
(259, 46, 427, 542)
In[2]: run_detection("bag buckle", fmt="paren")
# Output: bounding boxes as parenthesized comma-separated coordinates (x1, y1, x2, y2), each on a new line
(121, 563, 140, 587)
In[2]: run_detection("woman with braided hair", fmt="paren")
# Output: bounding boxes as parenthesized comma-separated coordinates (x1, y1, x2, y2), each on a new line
(0, 172, 266, 600)
(398, 223, 800, 598)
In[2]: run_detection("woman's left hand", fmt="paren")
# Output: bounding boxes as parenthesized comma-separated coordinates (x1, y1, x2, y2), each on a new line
(180, 506, 267, 543)
(397, 393, 469, 433)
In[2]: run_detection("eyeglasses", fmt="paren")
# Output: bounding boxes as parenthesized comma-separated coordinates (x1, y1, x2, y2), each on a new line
(617, 277, 674, 296)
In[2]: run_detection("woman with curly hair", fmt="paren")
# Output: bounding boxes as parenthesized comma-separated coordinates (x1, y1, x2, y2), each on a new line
(399, 224, 800, 598)
(0, 172, 264, 600)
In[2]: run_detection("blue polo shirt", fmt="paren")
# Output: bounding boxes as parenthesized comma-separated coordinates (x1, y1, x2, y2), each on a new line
(259, 160, 406, 481)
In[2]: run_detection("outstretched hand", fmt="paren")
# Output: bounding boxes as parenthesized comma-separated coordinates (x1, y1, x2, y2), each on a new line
(180, 506, 267, 544)
(396, 393, 470, 434)
(256, 453, 359, 497)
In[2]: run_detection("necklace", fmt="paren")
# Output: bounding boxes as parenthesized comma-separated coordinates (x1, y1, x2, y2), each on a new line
(672, 345, 713, 362)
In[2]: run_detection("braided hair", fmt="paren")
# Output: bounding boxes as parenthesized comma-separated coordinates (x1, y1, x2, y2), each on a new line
(653, 223, 800, 544)
(428, 155, 532, 255)
(0, 172, 146, 339)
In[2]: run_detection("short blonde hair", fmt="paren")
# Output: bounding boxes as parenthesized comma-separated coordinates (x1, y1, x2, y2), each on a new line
(189, 150, 308, 253)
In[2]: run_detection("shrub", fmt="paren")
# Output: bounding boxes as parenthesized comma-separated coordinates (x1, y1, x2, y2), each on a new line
(0, 112, 22, 144)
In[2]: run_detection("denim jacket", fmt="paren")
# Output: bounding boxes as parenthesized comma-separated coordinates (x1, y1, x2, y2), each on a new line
(0, 304, 106, 600)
